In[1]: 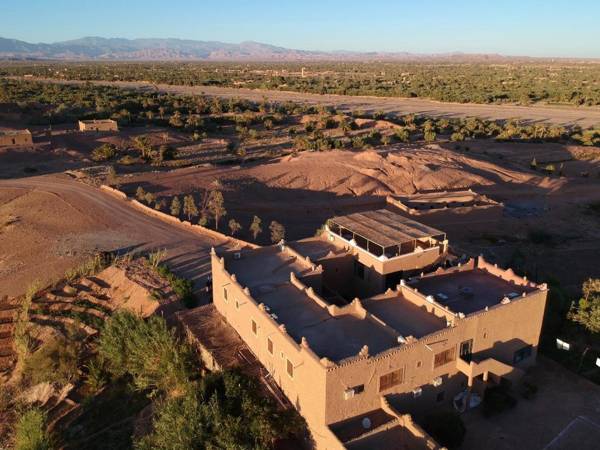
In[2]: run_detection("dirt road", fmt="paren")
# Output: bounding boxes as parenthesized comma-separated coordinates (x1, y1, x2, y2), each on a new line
(0, 174, 223, 296)
(18, 77, 600, 127)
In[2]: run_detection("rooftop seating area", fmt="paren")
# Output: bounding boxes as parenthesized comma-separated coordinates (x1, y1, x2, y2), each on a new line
(328, 209, 446, 258)
(411, 267, 537, 315)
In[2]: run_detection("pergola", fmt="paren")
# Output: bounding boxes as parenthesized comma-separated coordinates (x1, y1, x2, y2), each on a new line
(328, 210, 446, 259)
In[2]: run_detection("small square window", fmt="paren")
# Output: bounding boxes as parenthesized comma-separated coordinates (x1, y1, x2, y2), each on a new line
(267, 338, 273, 355)
(416, 360, 422, 368)
(287, 359, 294, 378)
(251, 320, 257, 335)
(353, 384, 365, 394)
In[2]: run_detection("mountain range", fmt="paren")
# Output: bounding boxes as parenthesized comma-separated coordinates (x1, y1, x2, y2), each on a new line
(0, 36, 521, 61)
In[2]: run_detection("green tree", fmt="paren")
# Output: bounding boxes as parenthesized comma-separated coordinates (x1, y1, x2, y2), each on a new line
(183, 195, 199, 222)
(249, 216, 263, 241)
(135, 186, 146, 201)
(98, 311, 193, 395)
(228, 219, 242, 236)
(424, 130, 437, 142)
(136, 370, 305, 450)
(394, 127, 410, 143)
(207, 190, 227, 230)
(170, 196, 181, 217)
(569, 279, 600, 333)
(269, 220, 285, 243)
(14, 408, 52, 450)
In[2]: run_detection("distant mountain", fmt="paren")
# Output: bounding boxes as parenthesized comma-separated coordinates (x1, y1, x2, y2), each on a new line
(0, 36, 549, 61)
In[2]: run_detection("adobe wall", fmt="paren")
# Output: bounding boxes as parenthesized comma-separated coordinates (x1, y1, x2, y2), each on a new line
(321, 286, 548, 424)
(211, 252, 328, 427)
(78, 120, 118, 132)
(0, 132, 32, 146)
(99, 185, 258, 250)
(327, 230, 446, 276)
(386, 195, 503, 228)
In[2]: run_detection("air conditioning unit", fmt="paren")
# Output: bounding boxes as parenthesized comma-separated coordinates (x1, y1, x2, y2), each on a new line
(432, 377, 443, 387)
(270, 313, 279, 321)
(233, 252, 241, 260)
(344, 388, 355, 400)
(412, 387, 423, 398)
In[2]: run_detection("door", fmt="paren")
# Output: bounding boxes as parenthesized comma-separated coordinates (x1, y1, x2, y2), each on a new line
(460, 339, 473, 362)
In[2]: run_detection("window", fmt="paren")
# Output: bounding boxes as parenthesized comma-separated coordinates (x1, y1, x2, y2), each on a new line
(352, 384, 365, 394)
(434, 347, 456, 368)
(223, 287, 228, 302)
(513, 345, 532, 364)
(251, 320, 257, 335)
(286, 359, 294, 378)
(353, 260, 366, 280)
(379, 368, 404, 392)
(436, 391, 445, 403)
(267, 338, 274, 355)
(416, 360, 422, 368)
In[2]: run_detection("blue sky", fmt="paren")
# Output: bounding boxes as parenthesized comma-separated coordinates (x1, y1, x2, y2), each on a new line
(2, 0, 599, 57)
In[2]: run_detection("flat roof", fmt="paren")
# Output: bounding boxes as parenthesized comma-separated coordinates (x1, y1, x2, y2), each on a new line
(362, 295, 448, 338)
(345, 423, 426, 450)
(226, 246, 316, 290)
(79, 119, 116, 123)
(288, 236, 347, 261)
(330, 209, 444, 248)
(0, 129, 31, 136)
(411, 269, 536, 315)
(176, 304, 247, 369)
(330, 408, 396, 444)
(259, 284, 398, 361)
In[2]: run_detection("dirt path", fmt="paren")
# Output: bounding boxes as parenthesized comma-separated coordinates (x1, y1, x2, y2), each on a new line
(0, 174, 224, 296)
(15, 77, 600, 128)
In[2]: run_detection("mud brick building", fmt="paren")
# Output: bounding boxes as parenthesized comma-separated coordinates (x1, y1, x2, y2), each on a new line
(78, 119, 118, 132)
(0, 129, 32, 146)
(209, 209, 548, 449)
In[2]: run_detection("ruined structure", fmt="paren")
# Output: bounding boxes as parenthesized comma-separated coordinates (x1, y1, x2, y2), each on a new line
(0, 129, 32, 146)
(78, 119, 118, 132)
(387, 190, 503, 228)
(209, 209, 548, 449)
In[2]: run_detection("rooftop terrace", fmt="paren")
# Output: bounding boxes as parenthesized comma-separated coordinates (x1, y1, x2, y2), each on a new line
(362, 294, 448, 338)
(330, 209, 445, 249)
(225, 246, 317, 290)
(288, 237, 346, 262)
(410, 267, 537, 315)
(254, 283, 398, 361)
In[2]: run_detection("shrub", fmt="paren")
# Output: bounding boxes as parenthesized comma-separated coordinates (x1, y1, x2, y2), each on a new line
(136, 370, 306, 450)
(23, 336, 80, 386)
(423, 410, 466, 449)
(155, 263, 195, 308)
(98, 311, 194, 395)
(91, 143, 117, 162)
(14, 408, 52, 450)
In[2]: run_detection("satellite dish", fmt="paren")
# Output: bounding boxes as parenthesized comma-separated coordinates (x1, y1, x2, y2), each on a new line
(362, 417, 371, 429)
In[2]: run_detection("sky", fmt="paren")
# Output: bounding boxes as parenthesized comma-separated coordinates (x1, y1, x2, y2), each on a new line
(2, 0, 599, 57)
